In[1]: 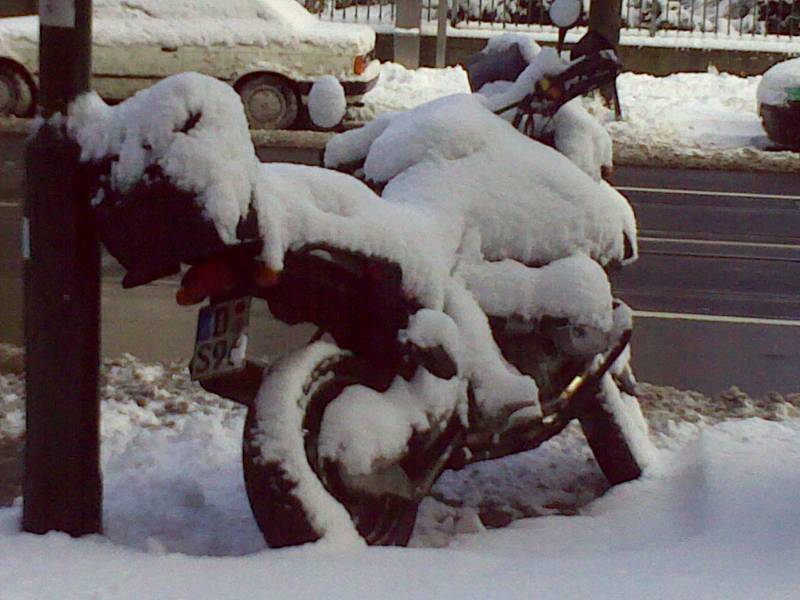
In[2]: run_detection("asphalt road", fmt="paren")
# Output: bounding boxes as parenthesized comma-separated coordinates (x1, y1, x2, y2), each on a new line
(610, 166, 800, 394)
(1, 138, 799, 394)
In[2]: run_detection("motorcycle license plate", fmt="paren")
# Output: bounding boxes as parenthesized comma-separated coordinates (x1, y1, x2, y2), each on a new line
(190, 297, 251, 381)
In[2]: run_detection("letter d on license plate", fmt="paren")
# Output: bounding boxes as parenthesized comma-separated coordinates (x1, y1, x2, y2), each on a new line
(190, 297, 251, 380)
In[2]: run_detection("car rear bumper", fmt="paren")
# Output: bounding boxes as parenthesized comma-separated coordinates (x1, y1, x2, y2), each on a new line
(297, 75, 378, 102)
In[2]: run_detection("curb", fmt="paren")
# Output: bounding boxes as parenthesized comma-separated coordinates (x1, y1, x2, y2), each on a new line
(2, 118, 798, 173)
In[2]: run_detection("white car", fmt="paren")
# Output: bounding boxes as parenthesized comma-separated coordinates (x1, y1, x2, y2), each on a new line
(0, 0, 380, 128)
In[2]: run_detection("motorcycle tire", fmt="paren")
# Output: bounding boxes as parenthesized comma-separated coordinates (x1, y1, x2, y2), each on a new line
(242, 342, 446, 548)
(578, 380, 647, 485)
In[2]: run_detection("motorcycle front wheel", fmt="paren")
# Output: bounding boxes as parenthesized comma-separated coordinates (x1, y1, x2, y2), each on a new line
(578, 375, 649, 485)
(242, 342, 454, 548)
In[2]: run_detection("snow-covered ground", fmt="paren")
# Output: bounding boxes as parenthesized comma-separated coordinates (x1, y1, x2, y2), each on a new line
(353, 61, 800, 170)
(1, 344, 799, 599)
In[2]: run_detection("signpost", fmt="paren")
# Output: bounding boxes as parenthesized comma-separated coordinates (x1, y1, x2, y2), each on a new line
(435, 0, 448, 68)
(22, 0, 101, 536)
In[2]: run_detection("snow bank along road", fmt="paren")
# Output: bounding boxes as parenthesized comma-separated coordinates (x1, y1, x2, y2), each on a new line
(1, 124, 800, 394)
(0, 347, 799, 598)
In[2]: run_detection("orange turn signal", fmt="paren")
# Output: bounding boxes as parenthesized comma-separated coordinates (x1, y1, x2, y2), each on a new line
(254, 263, 281, 288)
(354, 55, 367, 75)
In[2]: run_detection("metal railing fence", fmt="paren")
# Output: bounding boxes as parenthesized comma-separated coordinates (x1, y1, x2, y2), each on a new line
(306, 0, 800, 40)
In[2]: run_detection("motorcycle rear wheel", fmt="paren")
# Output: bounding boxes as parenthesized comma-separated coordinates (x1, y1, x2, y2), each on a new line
(242, 343, 447, 548)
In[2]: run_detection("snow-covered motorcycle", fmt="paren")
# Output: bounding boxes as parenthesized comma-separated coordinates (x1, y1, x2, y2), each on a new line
(71, 21, 650, 546)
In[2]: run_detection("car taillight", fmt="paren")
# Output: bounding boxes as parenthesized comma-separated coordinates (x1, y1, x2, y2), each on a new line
(354, 55, 367, 75)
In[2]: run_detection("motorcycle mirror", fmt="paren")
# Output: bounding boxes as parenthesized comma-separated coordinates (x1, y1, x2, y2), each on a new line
(549, 0, 582, 29)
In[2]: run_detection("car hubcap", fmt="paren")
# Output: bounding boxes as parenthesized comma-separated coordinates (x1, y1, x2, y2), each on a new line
(248, 85, 286, 126)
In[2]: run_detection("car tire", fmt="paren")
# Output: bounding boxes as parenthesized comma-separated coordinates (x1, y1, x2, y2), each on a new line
(0, 64, 34, 118)
(236, 74, 299, 130)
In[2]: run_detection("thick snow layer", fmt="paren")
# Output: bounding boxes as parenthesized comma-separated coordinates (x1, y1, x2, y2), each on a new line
(319, 370, 466, 476)
(548, 100, 613, 180)
(69, 73, 258, 245)
(328, 92, 637, 268)
(248, 342, 364, 546)
(444, 280, 540, 426)
(603, 69, 769, 151)
(1, 350, 800, 599)
(482, 33, 542, 63)
(354, 60, 799, 171)
(475, 47, 614, 181)
(757, 57, 800, 107)
(68, 75, 451, 309)
(459, 253, 614, 331)
(308, 75, 347, 128)
(348, 61, 471, 122)
(399, 309, 463, 365)
(252, 162, 452, 308)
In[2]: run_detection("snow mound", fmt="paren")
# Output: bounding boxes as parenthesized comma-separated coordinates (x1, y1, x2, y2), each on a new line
(549, 0, 582, 28)
(459, 253, 614, 331)
(68, 74, 451, 309)
(757, 57, 800, 107)
(349, 62, 470, 123)
(319, 370, 465, 476)
(308, 76, 346, 129)
(477, 46, 613, 181)
(482, 33, 542, 64)
(68, 72, 258, 245)
(2, 349, 800, 599)
(1, 389, 799, 599)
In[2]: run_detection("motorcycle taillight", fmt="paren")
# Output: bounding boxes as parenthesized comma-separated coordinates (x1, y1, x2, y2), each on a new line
(176, 257, 237, 306)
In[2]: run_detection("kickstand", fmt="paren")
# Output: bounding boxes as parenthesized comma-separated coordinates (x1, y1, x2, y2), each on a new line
(612, 81, 623, 121)
(307, 328, 326, 345)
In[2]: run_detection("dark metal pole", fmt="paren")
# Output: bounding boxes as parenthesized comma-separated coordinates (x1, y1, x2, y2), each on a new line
(588, 0, 622, 48)
(22, 0, 101, 536)
(588, 0, 623, 120)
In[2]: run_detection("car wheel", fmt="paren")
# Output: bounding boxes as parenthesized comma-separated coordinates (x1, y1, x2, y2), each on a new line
(0, 65, 34, 118)
(236, 74, 299, 130)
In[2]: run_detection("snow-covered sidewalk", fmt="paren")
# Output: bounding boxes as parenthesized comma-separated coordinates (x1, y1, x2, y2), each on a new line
(1, 346, 799, 599)
(352, 61, 800, 171)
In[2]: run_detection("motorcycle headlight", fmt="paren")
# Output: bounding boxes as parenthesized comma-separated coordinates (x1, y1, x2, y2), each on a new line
(551, 324, 609, 357)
